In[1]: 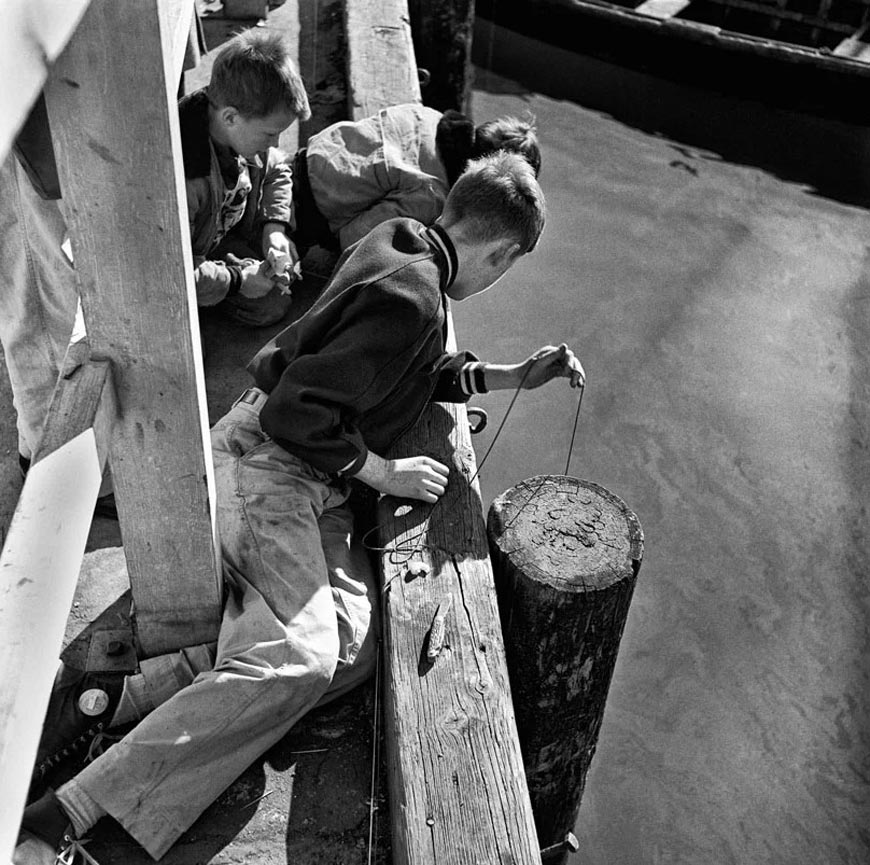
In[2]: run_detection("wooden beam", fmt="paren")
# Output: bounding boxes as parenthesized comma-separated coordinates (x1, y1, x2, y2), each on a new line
(32, 339, 115, 467)
(834, 21, 870, 61)
(379, 402, 543, 864)
(407, 0, 475, 112)
(44, 0, 222, 657)
(0, 430, 105, 864)
(344, 0, 541, 858)
(344, 0, 421, 120)
(634, 0, 692, 19)
(0, 0, 91, 162)
(700, 0, 855, 33)
(161, 0, 199, 85)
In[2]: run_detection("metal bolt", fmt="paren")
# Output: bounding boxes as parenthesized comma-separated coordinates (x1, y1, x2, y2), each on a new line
(540, 831, 580, 862)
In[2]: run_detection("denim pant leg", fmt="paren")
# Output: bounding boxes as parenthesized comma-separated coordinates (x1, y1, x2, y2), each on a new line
(0, 153, 76, 459)
(74, 404, 349, 859)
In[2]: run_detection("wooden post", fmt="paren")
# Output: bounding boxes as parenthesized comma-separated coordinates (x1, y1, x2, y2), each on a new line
(487, 475, 644, 858)
(344, 0, 421, 119)
(44, 0, 222, 656)
(407, 0, 475, 112)
(378, 400, 542, 865)
(345, 1, 542, 859)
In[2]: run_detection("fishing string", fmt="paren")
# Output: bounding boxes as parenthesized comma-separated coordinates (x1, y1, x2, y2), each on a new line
(563, 381, 585, 476)
(361, 359, 584, 569)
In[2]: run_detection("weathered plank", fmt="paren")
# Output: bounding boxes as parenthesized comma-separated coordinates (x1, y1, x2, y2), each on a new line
(344, 0, 421, 120)
(0, 0, 91, 162)
(0, 430, 104, 863)
(834, 22, 870, 61)
(44, 0, 222, 657)
(344, 0, 542, 858)
(32, 340, 115, 467)
(161, 0, 200, 84)
(634, 0, 692, 19)
(379, 401, 543, 864)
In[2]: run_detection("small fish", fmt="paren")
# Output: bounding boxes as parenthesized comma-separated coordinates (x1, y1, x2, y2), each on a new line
(426, 593, 453, 663)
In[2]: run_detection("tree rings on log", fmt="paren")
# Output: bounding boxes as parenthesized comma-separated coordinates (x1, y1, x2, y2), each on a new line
(487, 474, 644, 850)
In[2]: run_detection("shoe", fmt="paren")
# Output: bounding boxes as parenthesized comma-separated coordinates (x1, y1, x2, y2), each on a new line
(31, 665, 125, 790)
(15, 790, 75, 865)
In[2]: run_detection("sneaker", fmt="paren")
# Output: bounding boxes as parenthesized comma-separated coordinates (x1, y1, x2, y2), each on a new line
(14, 790, 76, 865)
(31, 665, 125, 790)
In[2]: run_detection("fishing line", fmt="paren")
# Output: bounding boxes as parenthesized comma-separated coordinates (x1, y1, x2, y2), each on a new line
(563, 381, 585, 476)
(361, 357, 583, 566)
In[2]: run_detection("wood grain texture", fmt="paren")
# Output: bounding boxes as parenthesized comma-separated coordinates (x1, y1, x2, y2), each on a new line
(344, 0, 421, 120)
(44, 0, 221, 656)
(32, 340, 114, 469)
(379, 401, 542, 865)
(487, 476, 643, 851)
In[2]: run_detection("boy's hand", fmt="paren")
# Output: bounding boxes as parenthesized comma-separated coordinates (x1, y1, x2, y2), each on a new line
(355, 453, 449, 503)
(265, 247, 302, 295)
(262, 224, 301, 291)
(226, 254, 276, 299)
(518, 343, 585, 390)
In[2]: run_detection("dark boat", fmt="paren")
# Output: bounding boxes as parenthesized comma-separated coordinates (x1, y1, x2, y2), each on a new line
(476, 0, 870, 123)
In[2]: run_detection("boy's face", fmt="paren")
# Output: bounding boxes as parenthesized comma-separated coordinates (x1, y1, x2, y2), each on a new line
(218, 105, 297, 159)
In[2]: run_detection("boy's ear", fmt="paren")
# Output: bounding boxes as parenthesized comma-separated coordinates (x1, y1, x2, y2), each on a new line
(487, 239, 522, 267)
(218, 106, 240, 127)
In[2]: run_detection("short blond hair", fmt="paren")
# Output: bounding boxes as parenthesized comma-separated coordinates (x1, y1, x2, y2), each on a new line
(209, 30, 311, 120)
(442, 151, 546, 254)
(474, 115, 541, 177)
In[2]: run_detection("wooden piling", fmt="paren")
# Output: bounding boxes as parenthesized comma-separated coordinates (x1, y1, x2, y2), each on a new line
(407, 0, 475, 112)
(487, 475, 644, 858)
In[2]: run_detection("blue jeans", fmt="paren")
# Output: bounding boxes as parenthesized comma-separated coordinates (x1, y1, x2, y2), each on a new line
(75, 399, 378, 858)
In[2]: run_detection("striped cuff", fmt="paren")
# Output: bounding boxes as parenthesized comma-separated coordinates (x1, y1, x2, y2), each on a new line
(460, 362, 488, 396)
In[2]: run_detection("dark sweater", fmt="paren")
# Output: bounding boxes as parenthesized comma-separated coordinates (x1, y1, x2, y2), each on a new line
(249, 219, 477, 475)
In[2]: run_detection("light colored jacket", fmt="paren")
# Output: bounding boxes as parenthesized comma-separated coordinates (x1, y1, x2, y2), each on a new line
(305, 104, 449, 250)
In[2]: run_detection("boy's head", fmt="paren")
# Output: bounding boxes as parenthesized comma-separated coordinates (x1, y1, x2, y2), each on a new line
(473, 115, 542, 178)
(440, 151, 546, 301)
(208, 30, 311, 159)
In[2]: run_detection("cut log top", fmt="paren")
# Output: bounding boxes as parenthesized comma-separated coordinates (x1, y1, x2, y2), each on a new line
(488, 475, 643, 592)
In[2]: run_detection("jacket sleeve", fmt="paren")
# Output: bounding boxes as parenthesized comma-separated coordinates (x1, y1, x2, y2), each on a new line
(258, 147, 295, 232)
(185, 177, 240, 305)
(193, 257, 240, 304)
(430, 351, 485, 402)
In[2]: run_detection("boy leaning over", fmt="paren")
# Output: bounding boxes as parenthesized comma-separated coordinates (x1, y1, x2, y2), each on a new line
(180, 29, 310, 327)
(16, 151, 584, 863)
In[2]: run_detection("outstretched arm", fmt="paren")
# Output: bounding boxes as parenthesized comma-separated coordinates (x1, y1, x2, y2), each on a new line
(481, 343, 585, 391)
